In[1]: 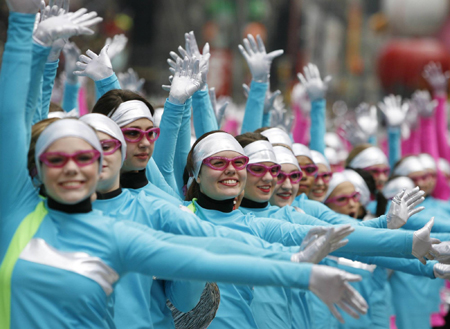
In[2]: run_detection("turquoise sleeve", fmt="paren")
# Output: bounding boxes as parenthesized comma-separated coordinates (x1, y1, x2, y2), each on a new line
(192, 87, 218, 138)
(388, 127, 401, 170)
(38, 59, 59, 121)
(145, 159, 181, 200)
(241, 81, 268, 133)
(309, 99, 326, 155)
(174, 97, 193, 195)
(152, 98, 185, 193)
(114, 220, 313, 290)
(95, 73, 121, 98)
(262, 112, 271, 128)
(164, 280, 204, 313)
(62, 81, 80, 112)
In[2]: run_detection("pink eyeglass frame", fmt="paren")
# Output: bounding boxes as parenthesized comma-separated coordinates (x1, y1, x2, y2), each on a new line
(121, 127, 161, 143)
(300, 164, 318, 176)
(202, 156, 250, 171)
(315, 171, 333, 183)
(277, 170, 303, 184)
(247, 163, 281, 177)
(363, 166, 390, 177)
(100, 139, 122, 155)
(325, 191, 361, 206)
(39, 150, 101, 168)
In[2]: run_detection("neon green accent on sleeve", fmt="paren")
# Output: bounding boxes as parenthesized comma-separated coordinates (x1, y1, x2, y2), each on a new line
(186, 198, 197, 213)
(0, 202, 47, 329)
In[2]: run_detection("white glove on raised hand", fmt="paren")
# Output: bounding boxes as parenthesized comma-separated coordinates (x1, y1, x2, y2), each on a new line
(412, 90, 438, 118)
(434, 263, 450, 279)
(378, 95, 409, 128)
(62, 41, 81, 84)
(185, 31, 210, 89)
(291, 83, 311, 114)
(297, 63, 332, 102)
(270, 97, 294, 133)
(423, 61, 450, 95)
(429, 241, 450, 264)
(386, 187, 425, 229)
(238, 34, 283, 83)
(208, 87, 229, 128)
(309, 265, 368, 323)
(339, 121, 369, 146)
(33, 8, 102, 47)
(404, 99, 420, 130)
(7, 0, 41, 13)
(105, 34, 128, 60)
(73, 45, 113, 81)
(164, 57, 202, 105)
(355, 103, 378, 137)
(412, 217, 441, 264)
(118, 68, 145, 94)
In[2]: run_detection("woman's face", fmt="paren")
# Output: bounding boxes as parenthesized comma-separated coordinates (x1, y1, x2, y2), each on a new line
(121, 118, 154, 172)
(96, 131, 122, 193)
(408, 170, 432, 196)
(364, 164, 390, 191)
(325, 181, 360, 218)
(309, 163, 330, 202)
(41, 137, 99, 204)
(244, 161, 278, 203)
(270, 163, 299, 207)
(425, 169, 437, 196)
(296, 156, 315, 196)
(197, 151, 247, 201)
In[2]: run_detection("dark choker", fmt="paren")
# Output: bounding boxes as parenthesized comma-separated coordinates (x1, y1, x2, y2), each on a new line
(197, 192, 235, 213)
(48, 196, 92, 213)
(96, 187, 122, 200)
(120, 170, 148, 189)
(240, 197, 268, 209)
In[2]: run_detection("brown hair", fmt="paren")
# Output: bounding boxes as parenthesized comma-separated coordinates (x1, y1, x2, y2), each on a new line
(254, 127, 271, 134)
(235, 132, 268, 148)
(92, 89, 154, 118)
(345, 144, 372, 167)
(185, 130, 225, 201)
(49, 102, 64, 113)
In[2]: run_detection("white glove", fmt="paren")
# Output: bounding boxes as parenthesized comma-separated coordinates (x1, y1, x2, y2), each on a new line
(270, 96, 294, 133)
(105, 34, 128, 60)
(423, 61, 450, 95)
(118, 68, 145, 94)
(73, 45, 113, 81)
(291, 83, 311, 114)
(238, 34, 283, 83)
(434, 263, 450, 279)
(404, 99, 420, 130)
(33, 8, 102, 47)
(412, 217, 441, 264)
(355, 103, 378, 137)
(378, 95, 409, 128)
(208, 87, 229, 128)
(386, 187, 425, 229)
(339, 121, 369, 146)
(164, 57, 202, 105)
(62, 41, 81, 84)
(243, 83, 281, 114)
(185, 31, 210, 90)
(299, 225, 354, 251)
(309, 265, 368, 323)
(412, 90, 438, 118)
(297, 63, 332, 102)
(7, 0, 41, 13)
(430, 241, 450, 264)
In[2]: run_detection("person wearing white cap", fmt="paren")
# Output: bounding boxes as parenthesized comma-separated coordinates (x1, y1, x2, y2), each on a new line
(309, 150, 334, 202)
(292, 143, 320, 196)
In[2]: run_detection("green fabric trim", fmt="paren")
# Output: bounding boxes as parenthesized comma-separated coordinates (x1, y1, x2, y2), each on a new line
(187, 198, 197, 213)
(0, 202, 47, 329)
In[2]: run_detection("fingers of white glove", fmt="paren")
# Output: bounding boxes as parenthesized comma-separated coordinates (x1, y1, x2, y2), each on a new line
(72, 70, 86, 77)
(256, 34, 266, 53)
(161, 85, 171, 92)
(78, 17, 103, 29)
(425, 217, 435, 231)
(297, 73, 307, 86)
(85, 50, 98, 60)
(406, 196, 425, 209)
(328, 304, 345, 324)
(336, 301, 360, 319)
(189, 31, 200, 53)
(343, 283, 368, 312)
(238, 45, 250, 62)
(408, 206, 425, 217)
(169, 67, 175, 75)
(73, 11, 98, 24)
(178, 46, 188, 59)
(431, 238, 442, 246)
(343, 273, 362, 283)
(330, 239, 349, 252)
(203, 42, 210, 55)
(76, 27, 94, 36)
(69, 7, 88, 20)
(169, 51, 181, 62)
(323, 75, 332, 86)
(242, 83, 250, 97)
(75, 62, 87, 70)
(242, 38, 253, 56)
(247, 34, 258, 53)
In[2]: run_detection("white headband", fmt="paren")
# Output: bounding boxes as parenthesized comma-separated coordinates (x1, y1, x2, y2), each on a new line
(418, 153, 437, 171)
(80, 113, 127, 165)
(439, 158, 450, 176)
(324, 172, 348, 202)
(343, 169, 370, 207)
(108, 100, 154, 127)
(349, 147, 389, 169)
(192, 132, 245, 179)
(261, 128, 293, 148)
(382, 177, 415, 200)
(311, 150, 331, 171)
(292, 143, 314, 162)
(244, 141, 277, 164)
(393, 156, 425, 176)
(47, 108, 79, 119)
(35, 119, 103, 179)
(273, 146, 300, 170)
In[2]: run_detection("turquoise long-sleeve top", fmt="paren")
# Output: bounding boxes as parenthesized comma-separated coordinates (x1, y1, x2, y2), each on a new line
(309, 98, 326, 155)
(241, 80, 268, 133)
(388, 126, 402, 170)
(62, 81, 80, 112)
(39, 60, 59, 119)
(192, 86, 218, 138)
(174, 97, 192, 195)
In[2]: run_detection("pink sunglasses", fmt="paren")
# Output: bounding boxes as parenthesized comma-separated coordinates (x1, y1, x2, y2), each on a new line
(300, 164, 318, 176)
(202, 156, 249, 171)
(247, 163, 281, 177)
(410, 173, 436, 183)
(363, 166, 390, 177)
(325, 191, 361, 206)
(100, 139, 122, 155)
(121, 127, 160, 143)
(277, 171, 303, 184)
(315, 171, 333, 183)
(39, 150, 101, 168)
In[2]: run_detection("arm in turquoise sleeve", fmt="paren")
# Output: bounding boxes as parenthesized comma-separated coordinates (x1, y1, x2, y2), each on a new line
(241, 81, 268, 133)
(39, 59, 59, 120)
(388, 127, 401, 170)
(309, 99, 326, 155)
(0, 12, 37, 216)
(152, 99, 184, 193)
(95, 73, 121, 98)
(174, 97, 193, 195)
(114, 220, 313, 290)
(165, 281, 205, 313)
(62, 81, 80, 112)
(262, 111, 271, 128)
(430, 232, 450, 241)
(145, 159, 181, 201)
(192, 87, 218, 138)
